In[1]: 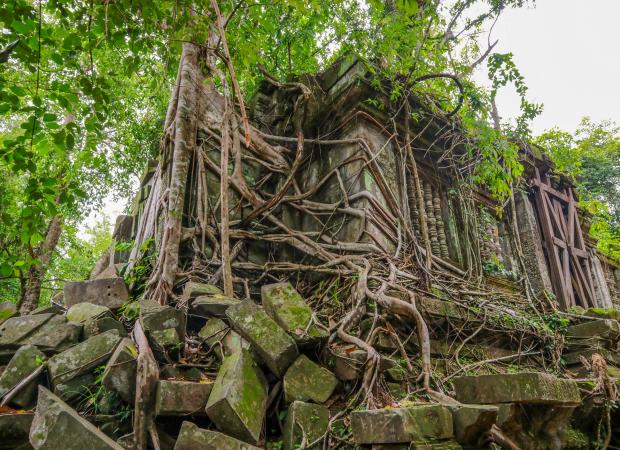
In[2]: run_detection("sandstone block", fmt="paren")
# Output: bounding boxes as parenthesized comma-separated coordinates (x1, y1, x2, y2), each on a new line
(83, 316, 127, 340)
(0, 345, 46, 409)
(64, 277, 129, 310)
(192, 295, 241, 318)
(449, 404, 498, 445)
(0, 314, 81, 353)
(566, 319, 620, 342)
(261, 282, 328, 344)
(155, 380, 213, 416)
(182, 282, 222, 300)
(102, 338, 137, 403)
(150, 328, 182, 361)
(174, 421, 260, 450)
(29, 386, 123, 449)
(283, 354, 337, 403)
(283, 401, 329, 450)
(199, 318, 248, 357)
(206, 349, 268, 444)
(141, 303, 185, 342)
(351, 405, 453, 444)
(0, 412, 34, 449)
(453, 372, 581, 405)
(226, 301, 298, 377)
(48, 330, 122, 388)
(66, 302, 111, 323)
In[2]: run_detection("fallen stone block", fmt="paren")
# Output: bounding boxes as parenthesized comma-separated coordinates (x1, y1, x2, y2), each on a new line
(64, 277, 129, 310)
(283, 401, 329, 450)
(351, 405, 453, 444)
(141, 302, 186, 342)
(226, 301, 298, 377)
(94, 264, 119, 280)
(160, 365, 202, 381)
(182, 281, 222, 300)
(29, 386, 123, 449)
(192, 294, 241, 318)
(48, 330, 122, 388)
(66, 303, 112, 323)
(102, 338, 137, 403)
(30, 304, 64, 315)
(0, 345, 46, 409)
(54, 372, 97, 403)
(261, 282, 328, 344)
(0, 412, 34, 449)
(449, 404, 498, 445)
(83, 316, 127, 340)
(283, 354, 338, 403)
(0, 302, 17, 325)
(199, 318, 248, 357)
(155, 380, 213, 416)
(566, 319, 620, 344)
(174, 421, 260, 450)
(206, 349, 268, 444)
(150, 328, 182, 361)
(453, 372, 581, 405)
(0, 314, 81, 353)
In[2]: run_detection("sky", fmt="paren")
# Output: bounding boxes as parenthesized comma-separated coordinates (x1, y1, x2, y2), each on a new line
(84, 0, 620, 233)
(470, 0, 620, 135)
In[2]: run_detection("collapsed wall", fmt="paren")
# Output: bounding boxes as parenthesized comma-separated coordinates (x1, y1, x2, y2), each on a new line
(0, 54, 620, 449)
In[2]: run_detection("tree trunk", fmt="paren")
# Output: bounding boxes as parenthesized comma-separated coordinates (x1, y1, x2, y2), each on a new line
(158, 42, 203, 300)
(19, 215, 62, 314)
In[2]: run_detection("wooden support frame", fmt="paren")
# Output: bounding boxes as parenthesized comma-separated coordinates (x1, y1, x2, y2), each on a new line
(531, 168, 596, 309)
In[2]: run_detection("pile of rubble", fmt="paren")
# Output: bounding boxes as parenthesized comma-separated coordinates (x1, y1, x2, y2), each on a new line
(1, 270, 619, 449)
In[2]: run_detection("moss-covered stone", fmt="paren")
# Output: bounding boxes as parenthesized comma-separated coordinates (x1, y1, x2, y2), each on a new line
(206, 349, 268, 444)
(155, 380, 213, 416)
(0, 412, 33, 449)
(283, 401, 329, 450)
(83, 316, 127, 340)
(0, 314, 81, 353)
(449, 404, 498, 445)
(226, 301, 298, 377)
(261, 282, 328, 344)
(66, 303, 111, 323)
(192, 295, 241, 318)
(283, 355, 338, 403)
(47, 330, 122, 388)
(150, 328, 182, 361)
(183, 281, 222, 300)
(29, 386, 123, 449)
(350, 405, 454, 444)
(101, 338, 137, 403)
(453, 372, 581, 405)
(199, 318, 248, 357)
(566, 319, 620, 342)
(141, 303, 186, 342)
(174, 421, 260, 450)
(0, 345, 46, 409)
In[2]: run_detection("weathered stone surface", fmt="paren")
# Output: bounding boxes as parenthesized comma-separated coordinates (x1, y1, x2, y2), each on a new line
(155, 380, 213, 416)
(585, 307, 620, 321)
(54, 372, 97, 403)
(30, 304, 64, 315)
(48, 330, 122, 388)
(351, 405, 453, 444)
(0, 314, 81, 353)
(150, 328, 182, 361)
(192, 295, 241, 318)
(64, 277, 129, 310)
(328, 346, 395, 381)
(29, 386, 123, 449)
(261, 282, 328, 344)
(141, 302, 185, 341)
(283, 354, 338, 403)
(0, 412, 34, 449)
(206, 349, 268, 444)
(94, 265, 119, 280)
(449, 404, 498, 445)
(102, 338, 137, 403)
(173, 421, 260, 450)
(226, 301, 298, 377)
(66, 302, 111, 323)
(566, 319, 620, 341)
(160, 365, 202, 381)
(0, 302, 17, 325)
(199, 318, 248, 357)
(453, 372, 581, 405)
(183, 281, 222, 300)
(283, 401, 329, 450)
(83, 316, 127, 340)
(0, 345, 46, 408)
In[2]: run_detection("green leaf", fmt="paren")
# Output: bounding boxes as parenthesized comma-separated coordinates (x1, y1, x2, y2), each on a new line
(11, 19, 36, 35)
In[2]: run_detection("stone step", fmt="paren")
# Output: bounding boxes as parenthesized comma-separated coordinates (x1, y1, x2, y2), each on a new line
(453, 372, 581, 406)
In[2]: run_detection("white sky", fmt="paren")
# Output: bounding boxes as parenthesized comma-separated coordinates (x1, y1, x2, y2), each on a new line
(84, 0, 620, 234)
(471, 0, 620, 135)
